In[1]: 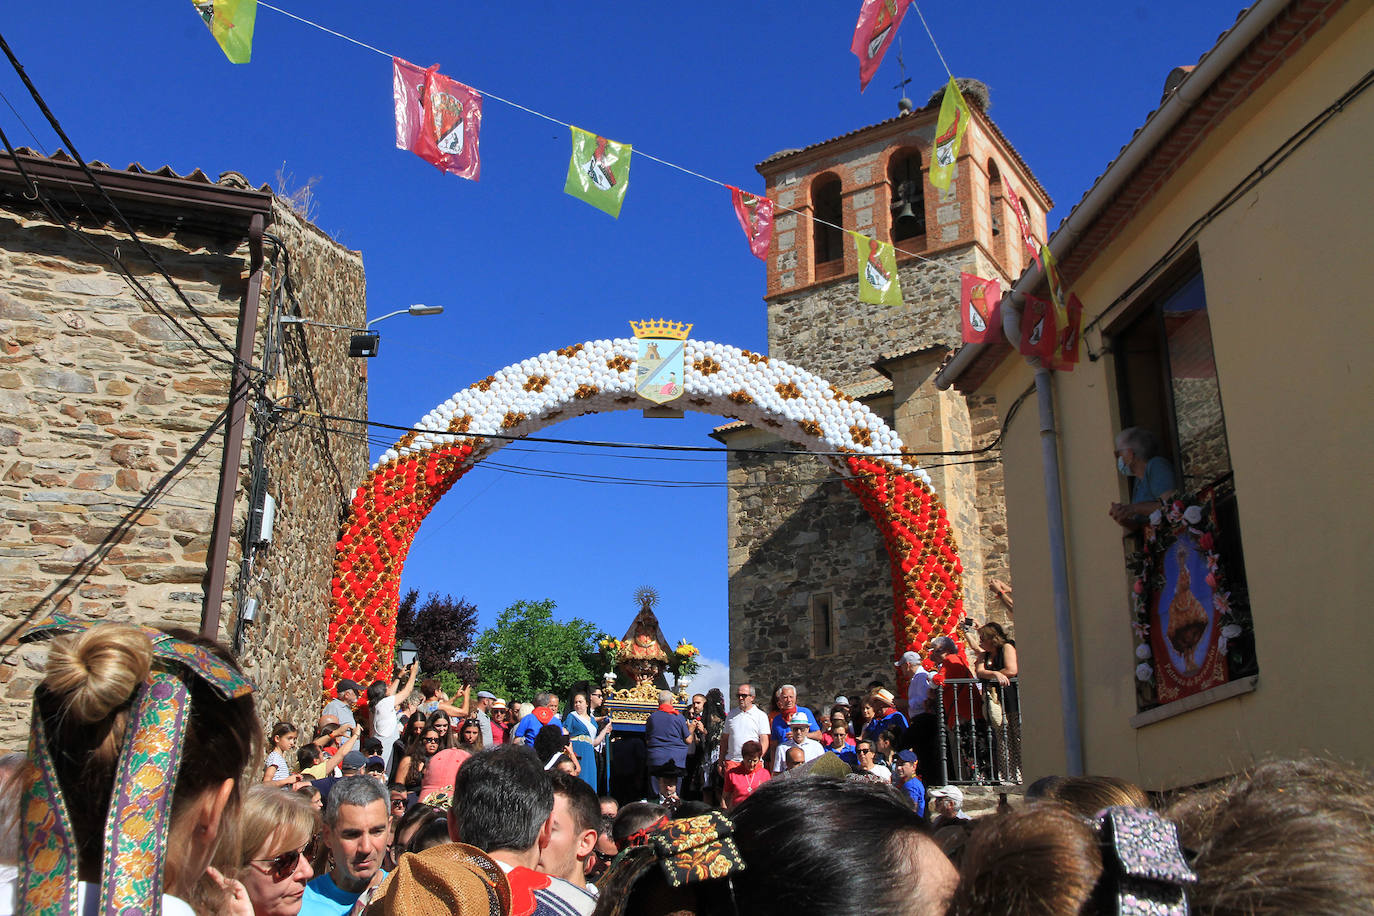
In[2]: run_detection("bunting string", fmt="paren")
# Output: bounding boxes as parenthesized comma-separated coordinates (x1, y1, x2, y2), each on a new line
(909, 2, 955, 83)
(253, 1, 968, 279)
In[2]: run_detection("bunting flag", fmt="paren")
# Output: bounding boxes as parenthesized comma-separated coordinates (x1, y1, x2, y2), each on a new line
(1004, 179, 1040, 267)
(929, 78, 970, 191)
(191, 0, 256, 64)
(960, 273, 1002, 343)
(1054, 293, 1084, 369)
(1041, 244, 1070, 347)
(851, 0, 913, 92)
(1018, 293, 1057, 361)
(393, 58, 429, 152)
(730, 187, 775, 260)
(393, 59, 483, 180)
(564, 127, 632, 218)
(855, 234, 903, 306)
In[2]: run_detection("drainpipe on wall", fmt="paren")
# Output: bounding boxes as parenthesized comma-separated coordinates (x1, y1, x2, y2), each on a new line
(1034, 364, 1084, 776)
(1001, 296, 1084, 776)
(202, 213, 266, 640)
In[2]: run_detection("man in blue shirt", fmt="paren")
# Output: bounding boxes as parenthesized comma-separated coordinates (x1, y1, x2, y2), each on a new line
(300, 776, 390, 915)
(894, 749, 926, 817)
(513, 691, 564, 746)
(768, 685, 820, 746)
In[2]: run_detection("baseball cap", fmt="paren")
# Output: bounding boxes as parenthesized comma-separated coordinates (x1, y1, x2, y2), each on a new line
(928, 785, 964, 805)
(341, 750, 368, 771)
(895, 749, 919, 764)
(833, 696, 850, 706)
(336, 678, 363, 694)
(898, 651, 921, 666)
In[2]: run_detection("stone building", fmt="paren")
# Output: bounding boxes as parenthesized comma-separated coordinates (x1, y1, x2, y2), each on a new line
(714, 85, 1049, 704)
(0, 149, 368, 751)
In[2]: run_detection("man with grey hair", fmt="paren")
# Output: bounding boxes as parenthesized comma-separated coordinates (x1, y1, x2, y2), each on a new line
(1110, 426, 1177, 529)
(301, 775, 390, 915)
(769, 684, 821, 752)
(645, 689, 693, 803)
(513, 690, 563, 746)
(722, 683, 769, 765)
(899, 649, 941, 783)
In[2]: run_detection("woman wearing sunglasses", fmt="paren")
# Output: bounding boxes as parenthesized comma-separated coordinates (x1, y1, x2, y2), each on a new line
(236, 784, 320, 916)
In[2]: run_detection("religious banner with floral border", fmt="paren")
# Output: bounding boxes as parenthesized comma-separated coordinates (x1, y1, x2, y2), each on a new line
(1128, 490, 1255, 709)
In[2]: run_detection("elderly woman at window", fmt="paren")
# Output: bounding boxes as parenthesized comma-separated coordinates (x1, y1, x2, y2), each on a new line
(1109, 426, 1177, 529)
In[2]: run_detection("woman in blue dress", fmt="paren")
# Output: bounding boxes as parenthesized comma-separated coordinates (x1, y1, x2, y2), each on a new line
(567, 689, 613, 791)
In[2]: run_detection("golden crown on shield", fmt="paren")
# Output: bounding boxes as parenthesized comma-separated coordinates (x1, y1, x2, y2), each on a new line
(630, 319, 693, 340)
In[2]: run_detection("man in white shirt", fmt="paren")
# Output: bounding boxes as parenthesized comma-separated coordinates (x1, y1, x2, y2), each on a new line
(898, 649, 941, 784)
(721, 684, 770, 764)
(771, 713, 824, 773)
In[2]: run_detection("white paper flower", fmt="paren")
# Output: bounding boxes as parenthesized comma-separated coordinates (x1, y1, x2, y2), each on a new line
(1221, 624, 1241, 639)
(1135, 663, 1154, 682)
(1135, 643, 1152, 660)
(1183, 505, 1203, 525)
(1148, 510, 1162, 527)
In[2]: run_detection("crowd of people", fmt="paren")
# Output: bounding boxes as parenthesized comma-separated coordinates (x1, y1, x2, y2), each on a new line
(5, 619, 1374, 916)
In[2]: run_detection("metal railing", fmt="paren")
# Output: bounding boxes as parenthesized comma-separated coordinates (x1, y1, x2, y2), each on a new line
(931, 677, 1022, 786)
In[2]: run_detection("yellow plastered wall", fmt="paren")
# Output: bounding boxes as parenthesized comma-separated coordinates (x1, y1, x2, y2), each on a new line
(985, 3, 1374, 789)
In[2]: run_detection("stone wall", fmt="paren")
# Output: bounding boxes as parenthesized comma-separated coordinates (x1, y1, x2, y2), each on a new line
(0, 179, 367, 752)
(225, 200, 369, 735)
(722, 425, 896, 706)
(767, 250, 972, 390)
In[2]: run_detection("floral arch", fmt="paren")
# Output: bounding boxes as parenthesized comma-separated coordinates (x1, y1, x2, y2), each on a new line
(325, 336, 963, 693)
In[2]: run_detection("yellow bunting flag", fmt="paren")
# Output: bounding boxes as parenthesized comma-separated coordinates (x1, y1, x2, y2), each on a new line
(854, 234, 903, 306)
(929, 78, 970, 191)
(191, 0, 256, 64)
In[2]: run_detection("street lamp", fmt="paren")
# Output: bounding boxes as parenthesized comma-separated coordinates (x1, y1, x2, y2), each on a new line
(396, 638, 419, 668)
(367, 304, 444, 328)
(280, 304, 444, 358)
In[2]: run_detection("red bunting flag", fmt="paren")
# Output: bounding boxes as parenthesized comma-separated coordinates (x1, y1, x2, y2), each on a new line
(1004, 179, 1040, 267)
(1053, 293, 1084, 369)
(1018, 293, 1057, 361)
(851, 0, 913, 92)
(730, 187, 775, 260)
(960, 273, 1002, 344)
(393, 58, 482, 180)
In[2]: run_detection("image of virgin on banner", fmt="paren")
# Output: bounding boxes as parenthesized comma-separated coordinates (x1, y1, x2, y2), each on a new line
(1148, 536, 1228, 704)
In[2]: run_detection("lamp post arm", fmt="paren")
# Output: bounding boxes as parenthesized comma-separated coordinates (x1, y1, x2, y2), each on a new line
(366, 309, 410, 329)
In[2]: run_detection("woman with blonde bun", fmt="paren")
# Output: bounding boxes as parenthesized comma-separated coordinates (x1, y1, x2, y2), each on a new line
(15, 619, 260, 915)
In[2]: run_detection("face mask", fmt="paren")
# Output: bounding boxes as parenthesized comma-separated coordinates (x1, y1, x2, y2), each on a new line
(1117, 456, 1131, 476)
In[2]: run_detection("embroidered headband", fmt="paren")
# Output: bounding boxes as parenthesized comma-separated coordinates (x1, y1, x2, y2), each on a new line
(18, 616, 254, 916)
(1093, 805, 1197, 915)
(597, 812, 746, 916)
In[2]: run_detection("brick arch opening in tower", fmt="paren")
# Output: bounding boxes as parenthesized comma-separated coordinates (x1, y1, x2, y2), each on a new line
(325, 336, 964, 693)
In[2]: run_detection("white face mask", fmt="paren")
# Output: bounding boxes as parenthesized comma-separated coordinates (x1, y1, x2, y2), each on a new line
(1117, 455, 1131, 476)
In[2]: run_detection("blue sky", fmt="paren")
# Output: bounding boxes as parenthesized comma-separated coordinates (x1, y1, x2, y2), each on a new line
(2, 2, 1244, 693)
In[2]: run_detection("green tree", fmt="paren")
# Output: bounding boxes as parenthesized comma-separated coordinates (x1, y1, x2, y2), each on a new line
(473, 599, 602, 703)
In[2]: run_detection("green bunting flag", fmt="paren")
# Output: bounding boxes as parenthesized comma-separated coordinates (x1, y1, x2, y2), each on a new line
(191, 0, 256, 64)
(930, 78, 970, 191)
(854, 233, 903, 306)
(564, 127, 632, 218)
